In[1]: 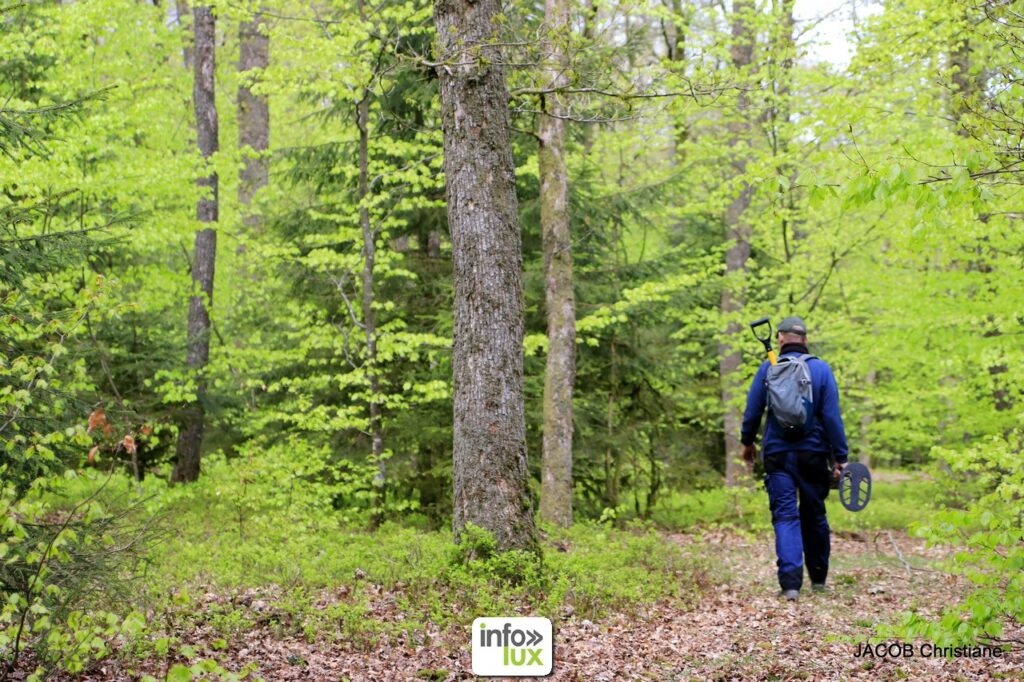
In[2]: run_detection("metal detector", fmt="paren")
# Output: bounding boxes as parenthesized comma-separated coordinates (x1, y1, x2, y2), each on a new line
(838, 461, 872, 512)
(749, 317, 778, 366)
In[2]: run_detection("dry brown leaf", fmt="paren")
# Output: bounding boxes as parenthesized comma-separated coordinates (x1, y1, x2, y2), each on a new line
(87, 408, 107, 434)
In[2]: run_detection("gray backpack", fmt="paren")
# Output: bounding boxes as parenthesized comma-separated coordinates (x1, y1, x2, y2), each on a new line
(765, 354, 815, 440)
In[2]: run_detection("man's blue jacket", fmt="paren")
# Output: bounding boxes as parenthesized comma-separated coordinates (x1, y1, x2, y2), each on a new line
(740, 344, 849, 463)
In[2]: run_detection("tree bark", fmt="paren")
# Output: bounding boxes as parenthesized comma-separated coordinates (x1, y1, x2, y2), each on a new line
(950, 16, 975, 138)
(174, 0, 193, 69)
(173, 4, 218, 483)
(238, 8, 269, 228)
(538, 0, 575, 529)
(719, 0, 754, 488)
(604, 334, 618, 509)
(357, 0, 385, 520)
(434, 0, 538, 553)
(859, 368, 876, 467)
(771, 0, 802, 261)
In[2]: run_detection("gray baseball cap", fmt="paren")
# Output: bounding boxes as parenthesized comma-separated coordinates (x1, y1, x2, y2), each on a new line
(778, 316, 808, 335)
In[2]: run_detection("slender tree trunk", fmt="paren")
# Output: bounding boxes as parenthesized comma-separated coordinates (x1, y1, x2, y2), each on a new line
(719, 0, 754, 488)
(174, 0, 193, 69)
(538, 0, 575, 529)
(950, 17, 974, 138)
(434, 0, 538, 552)
(357, 0, 385, 518)
(859, 368, 876, 467)
(668, 0, 693, 153)
(238, 9, 268, 230)
(580, 0, 601, 155)
(604, 335, 618, 509)
(949, 20, 1008, 415)
(173, 3, 218, 483)
(771, 0, 802, 262)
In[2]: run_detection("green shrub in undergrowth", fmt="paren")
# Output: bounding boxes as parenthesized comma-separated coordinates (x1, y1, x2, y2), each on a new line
(883, 433, 1023, 648)
(649, 469, 946, 534)
(0, 473, 153, 680)
(39, 449, 709, 670)
(649, 485, 769, 532)
(144, 514, 704, 646)
(99, 450, 710, 654)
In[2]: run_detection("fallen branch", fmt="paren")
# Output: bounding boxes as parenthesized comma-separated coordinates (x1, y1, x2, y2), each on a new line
(874, 530, 913, 577)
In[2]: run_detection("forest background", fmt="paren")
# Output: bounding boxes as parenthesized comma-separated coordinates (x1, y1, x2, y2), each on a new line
(1, 0, 1022, 679)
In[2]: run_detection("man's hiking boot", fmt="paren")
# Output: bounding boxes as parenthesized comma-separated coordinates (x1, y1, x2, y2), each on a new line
(811, 583, 827, 593)
(781, 589, 799, 601)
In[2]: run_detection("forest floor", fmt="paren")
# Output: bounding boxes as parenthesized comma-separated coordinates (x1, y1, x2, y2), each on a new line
(81, 528, 1022, 682)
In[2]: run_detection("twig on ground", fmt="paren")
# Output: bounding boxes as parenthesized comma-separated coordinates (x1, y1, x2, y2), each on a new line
(875, 530, 913, 577)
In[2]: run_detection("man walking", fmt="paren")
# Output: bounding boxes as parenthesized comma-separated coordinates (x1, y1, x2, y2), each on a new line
(740, 317, 848, 601)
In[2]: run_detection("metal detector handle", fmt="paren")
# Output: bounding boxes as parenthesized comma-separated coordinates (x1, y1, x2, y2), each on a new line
(749, 317, 777, 366)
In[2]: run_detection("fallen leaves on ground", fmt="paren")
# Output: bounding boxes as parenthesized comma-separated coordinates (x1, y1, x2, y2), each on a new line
(70, 531, 1021, 681)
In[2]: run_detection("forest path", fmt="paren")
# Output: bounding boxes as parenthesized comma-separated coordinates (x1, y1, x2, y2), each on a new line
(551, 530, 1022, 681)
(93, 530, 1022, 682)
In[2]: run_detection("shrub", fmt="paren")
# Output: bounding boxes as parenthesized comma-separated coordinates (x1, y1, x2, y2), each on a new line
(886, 433, 1023, 647)
(0, 472, 154, 678)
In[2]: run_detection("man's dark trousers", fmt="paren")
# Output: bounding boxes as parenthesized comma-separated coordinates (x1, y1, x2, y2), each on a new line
(763, 451, 832, 591)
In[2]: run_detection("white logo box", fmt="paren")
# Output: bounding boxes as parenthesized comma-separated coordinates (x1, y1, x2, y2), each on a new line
(471, 617, 553, 676)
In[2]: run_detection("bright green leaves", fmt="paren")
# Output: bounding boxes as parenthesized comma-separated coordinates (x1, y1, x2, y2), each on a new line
(898, 432, 1024, 646)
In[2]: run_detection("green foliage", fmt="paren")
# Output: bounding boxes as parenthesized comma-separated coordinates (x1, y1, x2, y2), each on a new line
(3, 0, 1024, 667)
(0, 476, 152, 678)
(116, 457, 706, 647)
(885, 433, 1023, 646)
(649, 471, 947, 535)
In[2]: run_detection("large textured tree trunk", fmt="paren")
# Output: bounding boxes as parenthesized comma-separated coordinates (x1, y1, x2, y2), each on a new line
(238, 9, 268, 227)
(434, 0, 538, 553)
(173, 4, 218, 483)
(538, 0, 575, 529)
(719, 0, 754, 488)
(356, 0, 385, 518)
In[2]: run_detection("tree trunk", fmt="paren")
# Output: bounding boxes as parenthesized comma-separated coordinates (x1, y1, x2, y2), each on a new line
(538, 0, 575, 529)
(357, 0, 385, 519)
(950, 13, 975, 139)
(173, 4, 218, 483)
(604, 335, 618, 509)
(719, 0, 754, 488)
(859, 368, 876, 467)
(771, 0, 802, 262)
(668, 0, 693, 153)
(174, 0, 193, 69)
(238, 9, 268, 229)
(434, 0, 538, 553)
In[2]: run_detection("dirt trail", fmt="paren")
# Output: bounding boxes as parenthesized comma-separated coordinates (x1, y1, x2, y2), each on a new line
(551, 531, 1022, 681)
(81, 531, 1021, 681)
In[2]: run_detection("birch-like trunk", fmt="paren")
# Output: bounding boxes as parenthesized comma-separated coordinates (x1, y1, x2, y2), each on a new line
(538, 0, 576, 529)
(173, 3, 218, 483)
(720, 0, 754, 488)
(357, 0, 385, 517)
(238, 9, 268, 227)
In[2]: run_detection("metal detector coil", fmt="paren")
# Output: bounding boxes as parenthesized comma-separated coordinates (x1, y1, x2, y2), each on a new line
(838, 462, 872, 512)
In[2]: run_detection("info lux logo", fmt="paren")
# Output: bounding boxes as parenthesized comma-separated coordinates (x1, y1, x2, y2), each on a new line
(472, 617, 553, 676)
